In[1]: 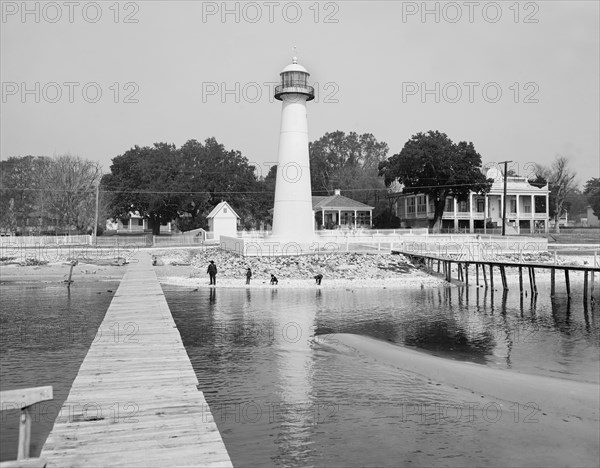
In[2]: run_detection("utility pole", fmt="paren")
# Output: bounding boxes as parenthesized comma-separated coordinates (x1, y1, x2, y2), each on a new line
(93, 183, 100, 244)
(499, 160, 512, 236)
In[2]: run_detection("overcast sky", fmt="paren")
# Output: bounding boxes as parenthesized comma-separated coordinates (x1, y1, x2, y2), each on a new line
(1, 1, 598, 185)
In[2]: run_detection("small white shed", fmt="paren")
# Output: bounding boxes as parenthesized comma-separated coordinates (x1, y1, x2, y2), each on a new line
(207, 201, 239, 240)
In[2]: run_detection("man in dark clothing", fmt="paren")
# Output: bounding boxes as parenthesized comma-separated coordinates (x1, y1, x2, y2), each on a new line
(207, 260, 217, 285)
(270, 274, 278, 285)
(314, 274, 323, 285)
(246, 267, 252, 285)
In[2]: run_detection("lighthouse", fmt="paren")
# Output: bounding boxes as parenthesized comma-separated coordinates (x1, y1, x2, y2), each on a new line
(271, 57, 315, 241)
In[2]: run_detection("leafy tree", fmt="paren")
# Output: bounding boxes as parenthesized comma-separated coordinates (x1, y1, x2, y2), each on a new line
(0, 156, 50, 233)
(583, 177, 600, 218)
(378, 130, 492, 233)
(309, 131, 388, 207)
(179, 138, 270, 230)
(564, 188, 588, 221)
(102, 143, 190, 235)
(103, 138, 270, 234)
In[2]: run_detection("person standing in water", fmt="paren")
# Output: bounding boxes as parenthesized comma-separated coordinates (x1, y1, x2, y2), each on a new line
(246, 267, 252, 285)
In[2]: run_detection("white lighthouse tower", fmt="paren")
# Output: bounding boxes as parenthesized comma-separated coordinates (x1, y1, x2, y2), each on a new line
(271, 57, 315, 241)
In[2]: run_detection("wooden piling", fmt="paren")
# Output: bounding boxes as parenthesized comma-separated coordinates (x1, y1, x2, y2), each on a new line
(528, 267, 534, 295)
(476, 264, 479, 285)
(500, 265, 508, 291)
(551, 269, 555, 296)
(465, 262, 469, 285)
(482, 264, 488, 288)
(518, 266, 523, 295)
(489, 265, 494, 290)
(531, 267, 537, 295)
(565, 269, 571, 297)
(583, 270, 588, 304)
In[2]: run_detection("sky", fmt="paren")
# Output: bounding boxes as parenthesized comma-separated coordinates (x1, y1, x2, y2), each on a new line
(1, 0, 599, 186)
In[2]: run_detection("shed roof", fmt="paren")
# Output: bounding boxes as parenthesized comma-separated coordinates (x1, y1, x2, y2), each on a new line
(207, 201, 240, 219)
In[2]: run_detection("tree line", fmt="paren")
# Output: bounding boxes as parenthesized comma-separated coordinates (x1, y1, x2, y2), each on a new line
(1, 131, 598, 235)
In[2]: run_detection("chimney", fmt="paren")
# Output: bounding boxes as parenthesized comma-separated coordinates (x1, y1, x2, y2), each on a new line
(334, 189, 341, 195)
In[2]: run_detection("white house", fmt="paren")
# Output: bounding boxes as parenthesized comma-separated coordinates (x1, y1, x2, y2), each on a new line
(392, 169, 550, 234)
(312, 189, 374, 230)
(207, 201, 239, 240)
(106, 212, 171, 233)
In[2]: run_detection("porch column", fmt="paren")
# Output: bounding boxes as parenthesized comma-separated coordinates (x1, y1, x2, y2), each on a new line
(453, 198, 458, 231)
(354, 210, 357, 229)
(338, 210, 341, 227)
(469, 193, 473, 233)
(404, 198, 408, 221)
(484, 195, 488, 234)
(369, 210, 372, 227)
(545, 193, 549, 232)
(128, 218, 132, 231)
(516, 194, 520, 234)
(322, 208, 325, 229)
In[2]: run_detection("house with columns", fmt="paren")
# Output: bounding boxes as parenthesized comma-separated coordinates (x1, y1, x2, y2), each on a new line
(392, 171, 549, 234)
(313, 189, 374, 230)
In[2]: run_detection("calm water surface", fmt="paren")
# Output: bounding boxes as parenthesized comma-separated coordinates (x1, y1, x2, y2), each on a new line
(164, 284, 599, 467)
(0, 280, 118, 461)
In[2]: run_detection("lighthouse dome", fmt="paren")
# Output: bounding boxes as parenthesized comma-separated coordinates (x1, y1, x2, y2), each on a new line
(280, 57, 309, 74)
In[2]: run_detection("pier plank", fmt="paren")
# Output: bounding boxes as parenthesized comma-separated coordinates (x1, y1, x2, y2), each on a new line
(40, 253, 232, 468)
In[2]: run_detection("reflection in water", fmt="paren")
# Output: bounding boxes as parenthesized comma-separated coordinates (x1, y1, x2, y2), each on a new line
(164, 283, 599, 467)
(0, 281, 118, 461)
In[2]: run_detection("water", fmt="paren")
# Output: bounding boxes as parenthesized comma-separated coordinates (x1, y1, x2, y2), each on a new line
(0, 281, 119, 461)
(163, 285, 599, 467)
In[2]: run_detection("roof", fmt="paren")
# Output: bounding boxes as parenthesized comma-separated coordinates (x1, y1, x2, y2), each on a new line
(280, 57, 309, 74)
(207, 201, 240, 219)
(312, 194, 374, 210)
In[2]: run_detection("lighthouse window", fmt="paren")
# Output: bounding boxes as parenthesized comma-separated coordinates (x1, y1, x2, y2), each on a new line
(283, 71, 306, 87)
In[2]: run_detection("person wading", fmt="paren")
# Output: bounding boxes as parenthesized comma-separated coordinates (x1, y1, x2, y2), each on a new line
(207, 260, 217, 285)
(246, 267, 252, 285)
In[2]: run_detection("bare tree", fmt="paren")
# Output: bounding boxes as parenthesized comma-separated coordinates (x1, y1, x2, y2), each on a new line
(548, 156, 577, 233)
(42, 155, 102, 234)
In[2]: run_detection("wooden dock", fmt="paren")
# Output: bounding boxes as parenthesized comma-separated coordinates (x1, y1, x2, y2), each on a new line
(40, 253, 232, 467)
(395, 250, 599, 305)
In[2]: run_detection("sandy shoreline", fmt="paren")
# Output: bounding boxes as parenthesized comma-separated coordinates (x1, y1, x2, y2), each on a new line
(0, 249, 597, 291)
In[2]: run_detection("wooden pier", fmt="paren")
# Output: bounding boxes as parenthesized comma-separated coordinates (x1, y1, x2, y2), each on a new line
(40, 253, 232, 467)
(396, 250, 599, 304)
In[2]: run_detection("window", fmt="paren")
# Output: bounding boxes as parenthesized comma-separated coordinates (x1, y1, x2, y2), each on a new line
(444, 198, 454, 213)
(224, 208, 228, 213)
(458, 200, 469, 213)
(417, 195, 427, 213)
(138, 219, 143, 226)
(477, 199, 485, 213)
(510, 199, 517, 214)
(407, 197, 416, 214)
